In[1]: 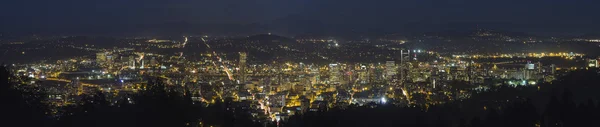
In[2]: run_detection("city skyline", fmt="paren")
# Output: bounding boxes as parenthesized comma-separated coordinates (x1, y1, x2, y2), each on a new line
(2, 1, 600, 127)
(3, 32, 599, 125)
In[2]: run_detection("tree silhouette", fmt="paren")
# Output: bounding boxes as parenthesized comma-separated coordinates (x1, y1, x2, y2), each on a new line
(0, 66, 49, 127)
(2, 66, 600, 127)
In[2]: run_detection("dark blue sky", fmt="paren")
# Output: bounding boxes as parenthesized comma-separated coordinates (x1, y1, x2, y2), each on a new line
(1, 0, 599, 34)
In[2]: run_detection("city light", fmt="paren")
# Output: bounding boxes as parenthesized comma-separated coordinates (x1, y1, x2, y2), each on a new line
(4, 24, 596, 126)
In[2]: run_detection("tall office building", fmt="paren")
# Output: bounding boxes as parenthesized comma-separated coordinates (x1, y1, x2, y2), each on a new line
(150, 57, 157, 67)
(329, 63, 340, 84)
(310, 67, 320, 85)
(588, 59, 598, 67)
(239, 52, 247, 83)
(550, 64, 556, 74)
(106, 55, 113, 64)
(398, 50, 411, 83)
(357, 67, 368, 84)
(96, 52, 107, 63)
(385, 61, 396, 80)
(128, 56, 136, 69)
(368, 64, 376, 83)
(523, 61, 535, 80)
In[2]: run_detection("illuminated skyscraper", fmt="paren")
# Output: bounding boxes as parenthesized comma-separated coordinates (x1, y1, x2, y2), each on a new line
(588, 59, 598, 68)
(150, 57, 157, 67)
(523, 61, 535, 80)
(96, 52, 107, 63)
(129, 56, 136, 69)
(550, 64, 556, 74)
(385, 61, 396, 80)
(239, 52, 247, 83)
(329, 63, 340, 84)
(106, 55, 113, 64)
(357, 66, 368, 84)
(398, 50, 411, 83)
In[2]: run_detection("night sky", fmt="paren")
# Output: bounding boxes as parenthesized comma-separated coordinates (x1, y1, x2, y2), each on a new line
(1, 0, 599, 34)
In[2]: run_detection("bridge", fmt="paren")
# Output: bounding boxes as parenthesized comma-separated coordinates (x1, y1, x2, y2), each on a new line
(197, 72, 310, 77)
(44, 77, 99, 87)
(491, 60, 530, 65)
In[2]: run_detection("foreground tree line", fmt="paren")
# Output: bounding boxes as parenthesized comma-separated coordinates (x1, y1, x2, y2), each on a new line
(1, 66, 263, 127)
(2, 66, 599, 127)
(283, 89, 599, 127)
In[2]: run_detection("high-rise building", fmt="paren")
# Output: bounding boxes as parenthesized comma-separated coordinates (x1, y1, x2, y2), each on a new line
(96, 52, 107, 63)
(300, 97, 310, 114)
(106, 55, 113, 64)
(150, 57, 157, 67)
(366, 64, 374, 83)
(398, 50, 411, 83)
(329, 63, 340, 84)
(526, 63, 535, 70)
(239, 52, 247, 83)
(357, 68, 368, 84)
(588, 59, 598, 68)
(550, 64, 556, 74)
(385, 61, 396, 80)
(128, 56, 136, 69)
(523, 61, 536, 80)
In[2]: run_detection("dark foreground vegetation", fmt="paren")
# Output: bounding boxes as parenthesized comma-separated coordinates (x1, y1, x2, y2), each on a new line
(2, 66, 599, 127)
